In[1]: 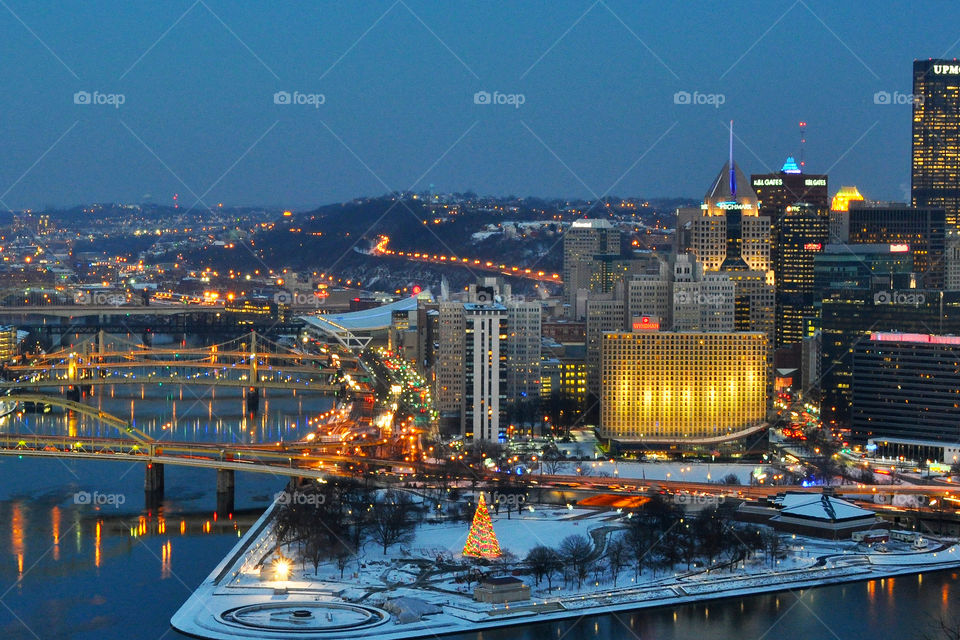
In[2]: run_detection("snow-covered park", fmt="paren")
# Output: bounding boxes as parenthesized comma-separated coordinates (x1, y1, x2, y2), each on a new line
(172, 484, 960, 640)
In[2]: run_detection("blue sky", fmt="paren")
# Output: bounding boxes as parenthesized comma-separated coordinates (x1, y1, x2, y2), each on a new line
(0, 1, 957, 209)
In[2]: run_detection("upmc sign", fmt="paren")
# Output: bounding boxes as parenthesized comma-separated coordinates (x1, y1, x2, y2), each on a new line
(933, 64, 960, 74)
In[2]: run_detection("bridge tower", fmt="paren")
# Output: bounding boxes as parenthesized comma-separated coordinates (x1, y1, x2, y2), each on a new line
(95, 329, 106, 379)
(65, 352, 81, 402)
(216, 468, 234, 516)
(145, 462, 164, 507)
(245, 331, 260, 413)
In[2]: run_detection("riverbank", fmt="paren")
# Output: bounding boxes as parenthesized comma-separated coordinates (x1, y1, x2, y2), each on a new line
(171, 500, 960, 640)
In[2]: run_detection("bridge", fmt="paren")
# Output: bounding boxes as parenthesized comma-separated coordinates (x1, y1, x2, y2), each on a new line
(2, 424, 958, 518)
(4, 330, 349, 405)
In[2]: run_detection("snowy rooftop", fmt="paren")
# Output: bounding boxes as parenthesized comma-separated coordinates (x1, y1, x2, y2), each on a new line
(773, 493, 876, 522)
(299, 293, 429, 332)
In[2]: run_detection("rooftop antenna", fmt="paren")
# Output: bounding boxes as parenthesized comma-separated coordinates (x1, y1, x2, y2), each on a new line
(799, 121, 807, 171)
(728, 120, 736, 198)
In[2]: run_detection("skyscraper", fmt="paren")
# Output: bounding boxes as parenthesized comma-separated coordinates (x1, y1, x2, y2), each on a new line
(679, 124, 775, 345)
(844, 201, 946, 290)
(751, 159, 829, 219)
(562, 219, 621, 311)
(852, 332, 960, 460)
(505, 300, 542, 403)
(600, 330, 768, 445)
(774, 203, 829, 347)
(463, 302, 507, 442)
(912, 59, 960, 230)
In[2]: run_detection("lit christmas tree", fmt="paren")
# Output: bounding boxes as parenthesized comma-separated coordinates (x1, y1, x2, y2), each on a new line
(462, 492, 502, 559)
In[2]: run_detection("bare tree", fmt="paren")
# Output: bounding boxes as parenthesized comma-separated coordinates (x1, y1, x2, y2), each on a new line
(606, 535, 628, 586)
(526, 545, 561, 588)
(559, 534, 593, 589)
(370, 490, 416, 554)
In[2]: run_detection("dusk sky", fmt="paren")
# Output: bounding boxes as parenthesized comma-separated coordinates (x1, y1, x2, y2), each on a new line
(2, 1, 958, 210)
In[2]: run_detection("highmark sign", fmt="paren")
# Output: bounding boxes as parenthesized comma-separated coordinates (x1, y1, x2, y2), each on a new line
(714, 202, 753, 210)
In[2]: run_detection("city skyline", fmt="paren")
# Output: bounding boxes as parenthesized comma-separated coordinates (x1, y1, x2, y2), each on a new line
(2, 1, 960, 209)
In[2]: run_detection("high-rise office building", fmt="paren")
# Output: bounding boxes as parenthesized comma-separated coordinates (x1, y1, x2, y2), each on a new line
(912, 59, 960, 230)
(842, 201, 946, 289)
(819, 288, 960, 429)
(505, 300, 542, 402)
(434, 302, 466, 431)
(751, 159, 829, 219)
(774, 203, 829, 347)
(813, 243, 916, 293)
(828, 185, 865, 243)
(585, 295, 626, 398)
(852, 332, 960, 462)
(462, 303, 507, 442)
(679, 127, 775, 345)
(562, 219, 621, 310)
(687, 162, 772, 274)
(671, 254, 736, 332)
(599, 330, 768, 444)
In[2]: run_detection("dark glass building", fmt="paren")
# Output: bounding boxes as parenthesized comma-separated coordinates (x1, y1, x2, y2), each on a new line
(844, 201, 946, 289)
(820, 289, 960, 430)
(774, 203, 829, 347)
(751, 160, 829, 219)
(852, 332, 960, 461)
(912, 59, 960, 230)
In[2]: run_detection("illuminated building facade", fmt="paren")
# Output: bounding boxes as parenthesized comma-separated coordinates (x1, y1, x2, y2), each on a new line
(0, 326, 16, 362)
(912, 59, 960, 230)
(774, 203, 829, 346)
(540, 356, 588, 407)
(599, 331, 768, 443)
(828, 185, 865, 243)
(679, 128, 775, 346)
(688, 161, 771, 274)
(463, 303, 507, 442)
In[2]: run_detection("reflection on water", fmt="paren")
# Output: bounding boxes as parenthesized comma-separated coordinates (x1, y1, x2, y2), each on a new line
(3, 383, 330, 444)
(3, 332, 334, 444)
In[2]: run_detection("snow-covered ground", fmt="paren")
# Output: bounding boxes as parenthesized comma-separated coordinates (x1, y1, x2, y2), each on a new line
(172, 497, 960, 640)
(551, 459, 768, 485)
